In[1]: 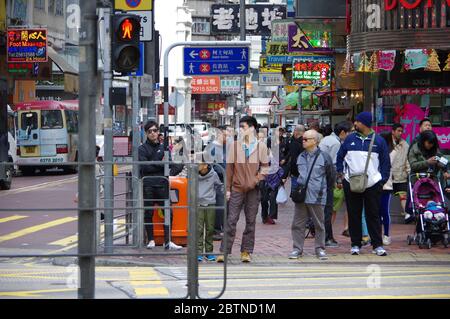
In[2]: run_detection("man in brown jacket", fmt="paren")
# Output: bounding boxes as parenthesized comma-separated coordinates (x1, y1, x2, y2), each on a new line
(217, 116, 269, 263)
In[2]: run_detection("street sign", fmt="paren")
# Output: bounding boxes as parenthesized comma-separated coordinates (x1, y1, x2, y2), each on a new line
(269, 95, 281, 105)
(183, 46, 249, 76)
(128, 10, 152, 42)
(7, 28, 48, 63)
(115, 0, 152, 11)
(140, 74, 153, 96)
(259, 73, 285, 86)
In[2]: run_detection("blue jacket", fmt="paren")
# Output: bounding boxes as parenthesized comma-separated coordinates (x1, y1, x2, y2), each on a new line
(336, 131, 391, 188)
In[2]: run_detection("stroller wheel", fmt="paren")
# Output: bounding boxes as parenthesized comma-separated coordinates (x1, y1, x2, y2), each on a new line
(427, 238, 432, 249)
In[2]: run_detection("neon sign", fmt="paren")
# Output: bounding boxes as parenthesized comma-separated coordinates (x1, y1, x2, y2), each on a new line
(7, 28, 48, 63)
(385, 0, 450, 11)
(292, 58, 332, 87)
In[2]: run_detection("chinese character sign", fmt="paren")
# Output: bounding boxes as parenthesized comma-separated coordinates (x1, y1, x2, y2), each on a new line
(211, 4, 286, 35)
(292, 58, 332, 87)
(191, 76, 221, 94)
(288, 25, 332, 53)
(7, 28, 48, 63)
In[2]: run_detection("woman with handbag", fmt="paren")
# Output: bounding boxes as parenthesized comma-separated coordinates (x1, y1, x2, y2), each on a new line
(289, 130, 335, 260)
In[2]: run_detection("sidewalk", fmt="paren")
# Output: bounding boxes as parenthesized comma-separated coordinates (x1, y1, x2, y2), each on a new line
(60, 191, 450, 268)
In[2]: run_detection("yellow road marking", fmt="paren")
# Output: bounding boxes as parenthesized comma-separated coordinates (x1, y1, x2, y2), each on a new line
(48, 235, 78, 247)
(0, 215, 28, 223)
(0, 288, 75, 297)
(128, 268, 168, 297)
(0, 217, 77, 244)
(208, 284, 450, 296)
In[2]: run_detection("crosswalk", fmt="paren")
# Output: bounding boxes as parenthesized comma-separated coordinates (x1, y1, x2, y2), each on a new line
(0, 214, 128, 250)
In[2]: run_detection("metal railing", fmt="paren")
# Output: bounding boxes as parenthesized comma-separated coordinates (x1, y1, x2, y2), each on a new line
(0, 160, 228, 299)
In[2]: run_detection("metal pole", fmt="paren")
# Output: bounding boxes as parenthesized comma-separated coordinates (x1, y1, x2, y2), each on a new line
(297, 86, 302, 125)
(132, 77, 142, 248)
(240, 0, 246, 119)
(187, 164, 199, 299)
(102, 7, 114, 254)
(78, 0, 97, 299)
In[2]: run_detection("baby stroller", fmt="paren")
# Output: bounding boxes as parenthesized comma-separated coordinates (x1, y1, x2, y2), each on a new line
(406, 173, 449, 249)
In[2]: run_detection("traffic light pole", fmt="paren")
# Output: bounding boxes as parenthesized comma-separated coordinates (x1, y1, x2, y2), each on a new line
(78, 0, 97, 299)
(102, 7, 115, 254)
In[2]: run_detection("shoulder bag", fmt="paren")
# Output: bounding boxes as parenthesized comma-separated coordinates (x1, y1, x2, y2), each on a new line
(291, 151, 321, 203)
(348, 133, 376, 193)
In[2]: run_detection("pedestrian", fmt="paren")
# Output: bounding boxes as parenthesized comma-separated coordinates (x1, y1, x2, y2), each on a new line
(408, 130, 444, 176)
(285, 125, 305, 191)
(260, 148, 286, 225)
(217, 116, 269, 263)
(289, 129, 335, 260)
(408, 118, 432, 153)
(205, 125, 228, 241)
(197, 162, 223, 262)
(387, 124, 410, 218)
(319, 121, 353, 247)
(336, 112, 391, 256)
(139, 120, 183, 250)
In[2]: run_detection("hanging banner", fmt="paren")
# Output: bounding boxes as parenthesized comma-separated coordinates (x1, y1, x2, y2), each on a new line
(404, 49, 429, 70)
(352, 53, 361, 71)
(378, 50, 396, 71)
(380, 87, 450, 96)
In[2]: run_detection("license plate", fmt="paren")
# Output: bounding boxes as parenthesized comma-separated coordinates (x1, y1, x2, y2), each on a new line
(25, 146, 35, 154)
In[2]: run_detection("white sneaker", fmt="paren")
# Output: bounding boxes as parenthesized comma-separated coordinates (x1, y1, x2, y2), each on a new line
(372, 246, 387, 256)
(146, 240, 155, 249)
(165, 241, 182, 250)
(350, 246, 360, 255)
(383, 235, 392, 246)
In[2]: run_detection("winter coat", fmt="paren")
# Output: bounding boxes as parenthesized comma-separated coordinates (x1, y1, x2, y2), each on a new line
(390, 138, 410, 184)
(198, 165, 223, 206)
(297, 148, 336, 206)
(408, 142, 443, 176)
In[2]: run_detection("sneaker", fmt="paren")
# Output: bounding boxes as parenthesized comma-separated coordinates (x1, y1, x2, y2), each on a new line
(342, 229, 350, 237)
(241, 251, 251, 263)
(197, 255, 204, 262)
(213, 232, 223, 241)
(146, 240, 155, 249)
(361, 236, 371, 246)
(165, 241, 182, 250)
(288, 250, 302, 259)
(350, 246, 360, 255)
(325, 240, 339, 248)
(216, 255, 225, 263)
(383, 235, 392, 246)
(316, 249, 328, 260)
(372, 246, 387, 256)
(206, 255, 216, 262)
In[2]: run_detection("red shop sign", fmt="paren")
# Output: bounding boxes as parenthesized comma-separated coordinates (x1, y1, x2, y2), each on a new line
(385, 0, 450, 11)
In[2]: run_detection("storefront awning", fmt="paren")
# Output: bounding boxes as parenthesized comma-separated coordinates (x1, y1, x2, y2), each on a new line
(47, 46, 79, 94)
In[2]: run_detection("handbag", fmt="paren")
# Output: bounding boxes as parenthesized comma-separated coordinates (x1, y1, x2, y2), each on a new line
(291, 151, 321, 203)
(276, 185, 288, 204)
(348, 133, 376, 193)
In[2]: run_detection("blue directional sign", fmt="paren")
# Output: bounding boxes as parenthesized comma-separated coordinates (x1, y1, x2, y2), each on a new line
(183, 47, 250, 76)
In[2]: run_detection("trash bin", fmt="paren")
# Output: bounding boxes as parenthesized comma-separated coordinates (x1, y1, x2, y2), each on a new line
(152, 176, 188, 246)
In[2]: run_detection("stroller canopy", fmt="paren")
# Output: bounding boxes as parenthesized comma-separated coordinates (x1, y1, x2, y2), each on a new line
(412, 177, 443, 209)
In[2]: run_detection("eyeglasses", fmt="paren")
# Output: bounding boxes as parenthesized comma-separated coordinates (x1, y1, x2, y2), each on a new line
(302, 137, 315, 141)
(147, 128, 159, 133)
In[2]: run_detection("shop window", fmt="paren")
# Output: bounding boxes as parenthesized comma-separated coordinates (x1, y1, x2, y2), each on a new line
(55, 0, 64, 16)
(34, 0, 45, 10)
(48, 0, 55, 14)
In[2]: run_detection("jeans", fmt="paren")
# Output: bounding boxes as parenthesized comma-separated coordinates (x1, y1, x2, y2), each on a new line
(261, 182, 278, 221)
(143, 184, 173, 245)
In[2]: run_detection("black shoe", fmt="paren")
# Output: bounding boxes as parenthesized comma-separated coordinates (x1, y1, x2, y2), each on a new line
(342, 229, 350, 237)
(325, 240, 339, 248)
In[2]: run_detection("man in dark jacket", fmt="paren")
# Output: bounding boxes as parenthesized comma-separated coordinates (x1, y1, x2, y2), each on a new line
(285, 125, 305, 190)
(139, 120, 183, 250)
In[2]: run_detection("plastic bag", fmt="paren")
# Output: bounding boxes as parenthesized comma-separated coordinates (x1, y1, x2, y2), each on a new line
(276, 186, 288, 204)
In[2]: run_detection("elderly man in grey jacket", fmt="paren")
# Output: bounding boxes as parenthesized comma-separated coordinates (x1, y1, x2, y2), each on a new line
(289, 130, 336, 260)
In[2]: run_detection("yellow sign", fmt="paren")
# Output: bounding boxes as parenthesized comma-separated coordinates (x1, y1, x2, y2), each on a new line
(115, 0, 152, 11)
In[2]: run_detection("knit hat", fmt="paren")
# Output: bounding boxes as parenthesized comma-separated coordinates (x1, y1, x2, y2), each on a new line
(355, 112, 373, 128)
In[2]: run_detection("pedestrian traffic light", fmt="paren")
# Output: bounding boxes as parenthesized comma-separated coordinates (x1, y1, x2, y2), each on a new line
(112, 14, 141, 73)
